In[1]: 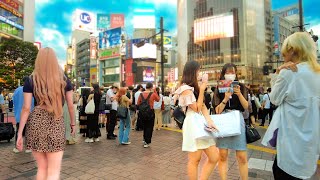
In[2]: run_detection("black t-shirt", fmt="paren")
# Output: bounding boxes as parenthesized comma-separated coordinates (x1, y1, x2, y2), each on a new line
(214, 83, 248, 112)
(23, 76, 73, 106)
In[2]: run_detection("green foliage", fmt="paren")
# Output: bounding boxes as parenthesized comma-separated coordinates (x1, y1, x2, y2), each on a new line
(0, 38, 38, 90)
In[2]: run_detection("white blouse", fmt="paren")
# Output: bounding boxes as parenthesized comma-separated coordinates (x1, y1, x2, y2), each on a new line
(262, 63, 320, 179)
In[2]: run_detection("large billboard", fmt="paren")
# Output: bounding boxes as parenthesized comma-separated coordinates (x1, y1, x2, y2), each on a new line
(110, 14, 124, 28)
(97, 14, 110, 30)
(72, 9, 96, 32)
(133, 15, 155, 29)
(194, 12, 234, 43)
(132, 38, 157, 59)
(0, 2, 22, 18)
(142, 67, 155, 82)
(99, 27, 122, 49)
(0, 15, 23, 30)
(0, 0, 19, 10)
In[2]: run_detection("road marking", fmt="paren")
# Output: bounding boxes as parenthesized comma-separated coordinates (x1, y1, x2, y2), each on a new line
(163, 127, 320, 165)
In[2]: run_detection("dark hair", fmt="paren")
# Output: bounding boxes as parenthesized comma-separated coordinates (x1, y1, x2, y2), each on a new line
(156, 87, 160, 94)
(92, 83, 100, 94)
(137, 84, 143, 90)
(146, 82, 153, 89)
(22, 76, 29, 83)
(181, 60, 200, 98)
(0, 87, 3, 94)
(128, 86, 134, 91)
(220, 63, 239, 80)
(267, 88, 271, 92)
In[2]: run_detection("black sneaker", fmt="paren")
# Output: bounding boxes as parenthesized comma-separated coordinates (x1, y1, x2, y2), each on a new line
(107, 136, 116, 140)
(113, 134, 118, 137)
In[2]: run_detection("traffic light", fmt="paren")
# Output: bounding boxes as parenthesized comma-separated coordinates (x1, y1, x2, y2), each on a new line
(132, 63, 137, 73)
(263, 65, 269, 75)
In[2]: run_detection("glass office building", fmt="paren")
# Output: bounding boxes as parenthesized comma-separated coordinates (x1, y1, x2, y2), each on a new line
(177, 0, 271, 85)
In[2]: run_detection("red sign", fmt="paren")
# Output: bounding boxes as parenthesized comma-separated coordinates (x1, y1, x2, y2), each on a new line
(0, 0, 19, 10)
(125, 59, 134, 86)
(110, 14, 124, 28)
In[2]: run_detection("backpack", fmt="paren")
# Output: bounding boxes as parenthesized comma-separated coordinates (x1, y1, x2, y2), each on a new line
(99, 93, 106, 111)
(204, 92, 211, 109)
(138, 92, 153, 119)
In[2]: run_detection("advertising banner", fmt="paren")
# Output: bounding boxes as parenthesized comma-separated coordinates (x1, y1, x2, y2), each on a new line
(90, 67, 97, 84)
(98, 27, 122, 49)
(90, 37, 97, 59)
(0, 0, 18, 10)
(72, 9, 96, 32)
(133, 15, 155, 29)
(97, 14, 110, 30)
(110, 14, 124, 28)
(126, 39, 133, 59)
(99, 47, 120, 60)
(194, 12, 234, 43)
(0, 15, 23, 30)
(0, 2, 22, 18)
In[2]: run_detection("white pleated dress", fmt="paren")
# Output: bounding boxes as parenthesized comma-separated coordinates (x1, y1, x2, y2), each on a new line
(175, 85, 216, 152)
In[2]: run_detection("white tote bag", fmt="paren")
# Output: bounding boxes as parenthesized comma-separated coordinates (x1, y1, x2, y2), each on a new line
(85, 99, 95, 114)
(192, 113, 216, 140)
(210, 110, 241, 138)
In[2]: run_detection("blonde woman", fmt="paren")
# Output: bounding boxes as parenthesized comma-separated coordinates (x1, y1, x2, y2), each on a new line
(262, 32, 320, 179)
(16, 48, 75, 180)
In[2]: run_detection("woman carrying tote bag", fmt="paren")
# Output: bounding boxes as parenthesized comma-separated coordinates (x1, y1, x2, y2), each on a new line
(116, 87, 132, 145)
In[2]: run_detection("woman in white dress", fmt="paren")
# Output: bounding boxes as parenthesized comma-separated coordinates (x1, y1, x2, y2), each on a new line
(175, 60, 219, 180)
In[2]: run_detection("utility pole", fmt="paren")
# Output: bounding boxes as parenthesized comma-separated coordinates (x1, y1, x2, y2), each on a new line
(160, 17, 165, 93)
(299, 0, 304, 32)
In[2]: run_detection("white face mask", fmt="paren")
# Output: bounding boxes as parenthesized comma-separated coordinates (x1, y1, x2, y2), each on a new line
(224, 74, 236, 81)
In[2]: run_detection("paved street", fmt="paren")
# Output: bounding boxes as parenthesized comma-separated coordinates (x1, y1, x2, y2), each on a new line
(0, 114, 319, 180)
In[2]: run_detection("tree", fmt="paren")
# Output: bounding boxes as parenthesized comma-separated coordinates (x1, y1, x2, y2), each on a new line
(0, 38, 38, 90)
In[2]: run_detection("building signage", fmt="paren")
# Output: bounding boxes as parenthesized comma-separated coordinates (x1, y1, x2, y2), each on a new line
(99, 47, 120, 60)
(90, 37, 97, 59)
(0, 15, 23, 30)
(97, 14, 110, 30)
(98, 27, 122, 49)
(0, 0, 19, 10)
(110, 14, 124, 28)
(156, 35, 172, 48)
(0, 2, 22, 18)
(143, 67, 155, 82)
(72, 9, 96, 32)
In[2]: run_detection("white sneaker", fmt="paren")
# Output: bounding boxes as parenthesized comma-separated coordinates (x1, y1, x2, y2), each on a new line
(88, 138, 94, 143)
(25, 149, 32, 153)
(94, 138, 100, 142)
(13, 148, 20, 153)
(85, 138, 90, 143)
(143, 142, 149, 148)
(121, 142, 131, 145)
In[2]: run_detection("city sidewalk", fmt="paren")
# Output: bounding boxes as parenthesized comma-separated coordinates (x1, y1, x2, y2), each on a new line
(0, 116, 319, 179)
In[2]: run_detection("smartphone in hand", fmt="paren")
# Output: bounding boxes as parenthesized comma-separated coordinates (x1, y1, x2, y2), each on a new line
(202, 73, 208, 83)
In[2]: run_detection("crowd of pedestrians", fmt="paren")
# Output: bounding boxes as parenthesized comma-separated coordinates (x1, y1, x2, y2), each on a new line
(1, 32, 319, 179)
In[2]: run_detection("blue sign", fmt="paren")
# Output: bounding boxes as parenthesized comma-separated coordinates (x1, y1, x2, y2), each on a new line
(99, 27, 122, 49)
(80, 12, 91, 24)
(0, 15, 23, 30)
(97, 14, 110, 30)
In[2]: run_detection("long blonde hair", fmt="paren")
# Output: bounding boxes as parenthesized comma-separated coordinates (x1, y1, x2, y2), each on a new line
(32, 48, 66, 118)
(281, 32, 320, 73)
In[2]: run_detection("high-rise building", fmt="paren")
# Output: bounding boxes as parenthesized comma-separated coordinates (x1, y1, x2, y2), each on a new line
(272, 4, 299, 65)
(177, 0, 271, 85)
(76, 38, 90, 86)
(0, 0, 34, 42)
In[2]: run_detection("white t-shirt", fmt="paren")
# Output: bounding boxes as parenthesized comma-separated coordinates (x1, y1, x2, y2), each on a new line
(153, 94, 163, 109)
(262, 93, 271, 109)
(106, 89, 118, 111)
(134, 91, 142, 105)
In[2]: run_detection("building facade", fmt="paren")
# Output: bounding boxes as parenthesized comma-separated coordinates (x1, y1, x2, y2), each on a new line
(76, 38, 90, 86)
(177, 0, 271, 85)
(0, 0, 34, 42)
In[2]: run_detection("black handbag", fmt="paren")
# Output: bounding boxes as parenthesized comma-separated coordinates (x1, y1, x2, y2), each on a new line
(117, 106, 128, 119)
(105, 104, 112, 110)
(246, 125, 261, 144)
(173, 106, 187, 129)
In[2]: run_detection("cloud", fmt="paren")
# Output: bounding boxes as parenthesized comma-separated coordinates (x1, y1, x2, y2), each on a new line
(35, 27, 69, 66)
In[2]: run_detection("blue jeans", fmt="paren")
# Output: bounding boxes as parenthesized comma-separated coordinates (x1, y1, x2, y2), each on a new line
(118, 110, 131, 143)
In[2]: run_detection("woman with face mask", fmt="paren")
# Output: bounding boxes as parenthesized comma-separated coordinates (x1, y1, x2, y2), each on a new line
(214, 63, 249, 180)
